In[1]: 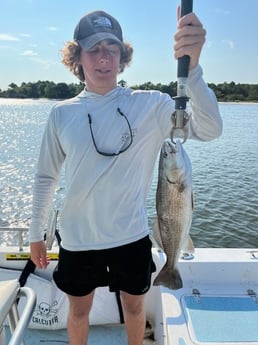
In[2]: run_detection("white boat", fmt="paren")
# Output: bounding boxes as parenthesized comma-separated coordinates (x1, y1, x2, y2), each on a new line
(1, 225, 258, 345)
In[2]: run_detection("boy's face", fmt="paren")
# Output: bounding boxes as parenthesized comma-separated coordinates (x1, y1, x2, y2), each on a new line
(79, 40, 121, 94)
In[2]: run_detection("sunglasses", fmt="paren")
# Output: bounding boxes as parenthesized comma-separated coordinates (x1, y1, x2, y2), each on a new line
(88, 108, 133, 157)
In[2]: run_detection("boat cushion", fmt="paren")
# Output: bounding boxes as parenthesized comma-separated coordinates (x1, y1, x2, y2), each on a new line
(182, 295, 258, 343)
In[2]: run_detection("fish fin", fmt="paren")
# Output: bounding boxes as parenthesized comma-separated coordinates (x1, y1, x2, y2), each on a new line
(182, 235, 195, 254)
(151, 218, 164, 250)
(153, 264, 183, 290)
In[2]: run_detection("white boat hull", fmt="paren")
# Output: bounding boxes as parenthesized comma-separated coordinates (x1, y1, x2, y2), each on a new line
(1, 243, 258, 345)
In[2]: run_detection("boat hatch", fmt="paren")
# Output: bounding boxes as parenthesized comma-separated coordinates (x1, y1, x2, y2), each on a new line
(181, 291, 258, 343)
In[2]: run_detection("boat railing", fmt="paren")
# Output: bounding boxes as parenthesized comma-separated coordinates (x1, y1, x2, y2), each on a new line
(0, 228, 28, 252)
(0, 280, 36, 345)
(0, 209, 59, 251)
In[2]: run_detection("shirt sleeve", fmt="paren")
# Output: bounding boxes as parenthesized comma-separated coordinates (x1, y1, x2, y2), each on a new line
(29, 107, 65, 243)
(186, 65, 223, 141)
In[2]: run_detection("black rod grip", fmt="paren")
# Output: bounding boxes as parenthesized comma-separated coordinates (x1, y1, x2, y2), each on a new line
(177, 55, 190, 78)
(180, 0, 193, 17)
(177, 0, 193, 78)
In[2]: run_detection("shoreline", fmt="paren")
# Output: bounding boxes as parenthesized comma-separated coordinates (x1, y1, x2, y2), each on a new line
(218, 101, 258, 105)
(0, 97, 258, 105)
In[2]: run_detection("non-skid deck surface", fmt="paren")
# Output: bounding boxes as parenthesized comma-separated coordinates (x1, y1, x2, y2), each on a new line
(182, 295, 258, 343)
(5, 325, 156, 345)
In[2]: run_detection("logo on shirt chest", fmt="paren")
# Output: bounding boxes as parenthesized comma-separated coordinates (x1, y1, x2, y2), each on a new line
(121, 128, 137, 148)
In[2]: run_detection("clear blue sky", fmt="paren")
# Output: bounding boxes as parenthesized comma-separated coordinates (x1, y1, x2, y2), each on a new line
(0, 0, 257, 90)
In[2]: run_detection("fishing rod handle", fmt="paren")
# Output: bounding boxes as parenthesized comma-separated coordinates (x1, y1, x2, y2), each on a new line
(180, 0, 193, 17)
(177, 0, 193, 78)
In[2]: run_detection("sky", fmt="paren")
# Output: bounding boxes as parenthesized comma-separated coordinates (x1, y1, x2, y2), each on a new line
(0, 0, 258, 90)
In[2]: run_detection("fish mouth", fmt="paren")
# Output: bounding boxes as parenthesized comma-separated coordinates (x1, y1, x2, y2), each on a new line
(162, 139, 176, 158)
(175, 139, 183, 152)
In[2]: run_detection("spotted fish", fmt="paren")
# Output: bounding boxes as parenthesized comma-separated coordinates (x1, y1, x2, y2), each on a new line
(153, 139, 194, 290)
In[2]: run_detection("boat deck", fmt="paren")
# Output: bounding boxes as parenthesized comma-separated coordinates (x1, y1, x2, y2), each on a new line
(1, 248, 258, 345)
(4, 324, 156, 345)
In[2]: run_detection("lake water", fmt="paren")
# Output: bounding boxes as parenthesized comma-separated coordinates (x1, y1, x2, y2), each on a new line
(0, 98, 257, 248)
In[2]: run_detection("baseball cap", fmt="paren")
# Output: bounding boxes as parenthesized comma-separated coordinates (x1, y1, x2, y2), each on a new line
(73, 10, 124, 50)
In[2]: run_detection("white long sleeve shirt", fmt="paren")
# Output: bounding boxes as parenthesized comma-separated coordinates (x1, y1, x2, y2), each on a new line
(29, 65, 222, 250)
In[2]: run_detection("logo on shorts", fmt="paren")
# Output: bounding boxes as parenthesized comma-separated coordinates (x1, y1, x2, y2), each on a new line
(141, 285, 149, 293)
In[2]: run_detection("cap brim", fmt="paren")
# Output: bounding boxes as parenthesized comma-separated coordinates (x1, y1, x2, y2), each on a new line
(78, 32, 123, 50)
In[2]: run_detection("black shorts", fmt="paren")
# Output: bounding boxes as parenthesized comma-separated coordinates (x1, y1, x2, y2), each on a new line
(53, 236, 156, 296)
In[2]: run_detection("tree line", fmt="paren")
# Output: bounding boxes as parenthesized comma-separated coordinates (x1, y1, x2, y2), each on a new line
(0, 80, 258, 102)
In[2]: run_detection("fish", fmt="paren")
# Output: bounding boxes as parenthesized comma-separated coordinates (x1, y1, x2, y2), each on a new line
(153, 139, 194, 290)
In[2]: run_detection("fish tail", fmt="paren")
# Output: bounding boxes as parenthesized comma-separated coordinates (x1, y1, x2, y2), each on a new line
(153, 265, 183, 290)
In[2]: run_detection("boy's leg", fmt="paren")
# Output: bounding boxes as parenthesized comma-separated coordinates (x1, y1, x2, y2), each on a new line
(67, 291, 95, 345)
(121, 291, 146, 345)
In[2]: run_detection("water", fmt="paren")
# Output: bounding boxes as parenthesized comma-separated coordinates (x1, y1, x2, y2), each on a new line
(0, 99, 257, 248)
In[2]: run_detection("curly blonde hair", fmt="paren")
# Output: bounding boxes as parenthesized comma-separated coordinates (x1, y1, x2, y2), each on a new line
(60, 41, 133, 82)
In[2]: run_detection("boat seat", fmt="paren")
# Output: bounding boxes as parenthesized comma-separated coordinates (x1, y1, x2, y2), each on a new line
(0, 279, 20, 326)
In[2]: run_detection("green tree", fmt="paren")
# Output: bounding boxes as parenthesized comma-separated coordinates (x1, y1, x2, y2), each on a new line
(0, 80, 258, 102)
(118, 79, 127, 88)
(44, 82, 57, 98)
